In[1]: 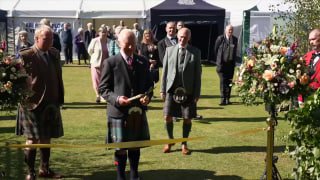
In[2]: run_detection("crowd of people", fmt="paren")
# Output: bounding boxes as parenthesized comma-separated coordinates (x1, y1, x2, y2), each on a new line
(13, 17, 320, 180)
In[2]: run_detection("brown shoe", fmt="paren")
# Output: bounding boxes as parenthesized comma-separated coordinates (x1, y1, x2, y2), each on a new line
(163, 144, 174, 153)
(182, 145, 191, 155)
(38, 169, 63, 179)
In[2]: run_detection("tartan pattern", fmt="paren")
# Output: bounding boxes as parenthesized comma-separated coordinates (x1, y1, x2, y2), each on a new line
(16, 104, 64, 139)
(164, 93, 197, 119)
(107, 111, 150, 145)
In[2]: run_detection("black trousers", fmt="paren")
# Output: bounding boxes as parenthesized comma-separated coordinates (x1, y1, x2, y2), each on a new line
(217, 68, 234, 100)
(63, 44, 73, 63)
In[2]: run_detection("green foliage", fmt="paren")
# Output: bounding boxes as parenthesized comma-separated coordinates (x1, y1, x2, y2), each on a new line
(286, 89, 320, 179)
(272, 0, 320, 52)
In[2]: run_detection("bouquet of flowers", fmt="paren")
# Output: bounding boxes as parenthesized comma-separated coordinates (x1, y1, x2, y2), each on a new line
(0, 49, 31, 111)
(235, 32, 310, 107)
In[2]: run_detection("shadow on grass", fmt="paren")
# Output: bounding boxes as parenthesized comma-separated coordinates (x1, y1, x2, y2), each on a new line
(0, 145, 25, 180)
(0, 115, 16, 121)
(195, 117, 267, 124)
(71, 169, 242, 180)
(193, 145, 294, 154)
(0, 126, 15, 134)
(62, 102, 106, 109)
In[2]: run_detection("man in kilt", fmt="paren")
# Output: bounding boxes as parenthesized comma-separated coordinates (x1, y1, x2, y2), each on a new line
(16, 25, 64, 179)
(99, 29, 153, 180)
(160, 27, 201, 155)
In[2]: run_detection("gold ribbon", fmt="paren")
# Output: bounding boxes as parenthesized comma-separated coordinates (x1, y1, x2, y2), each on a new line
(7, 137, 205, 149)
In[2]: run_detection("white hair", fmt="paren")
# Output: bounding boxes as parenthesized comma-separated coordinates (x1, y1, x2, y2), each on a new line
(34, 25, 52, 40)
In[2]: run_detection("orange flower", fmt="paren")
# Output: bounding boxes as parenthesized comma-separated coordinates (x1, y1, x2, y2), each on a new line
(299, 73, 309, 85)
(262, 70, 274, 81)
(279, 47, 287, 55)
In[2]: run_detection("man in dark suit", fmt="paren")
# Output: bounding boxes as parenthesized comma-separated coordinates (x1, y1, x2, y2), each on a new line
(99, 29, 153, 180)
(214, 25, 238, 105)
(157, 21, 177, 66)
(160, 27, 201, 155)
(60, 22, 73, 64)
(84, 22, 96, 49)
(16, 25, 64, 180)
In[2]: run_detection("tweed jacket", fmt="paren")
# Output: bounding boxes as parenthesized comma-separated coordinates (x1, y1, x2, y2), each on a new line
(19, 46, 64, 110)
(160, 44, 201, 99)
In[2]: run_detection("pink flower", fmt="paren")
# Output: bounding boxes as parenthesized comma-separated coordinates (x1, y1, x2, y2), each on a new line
(288, 81, 296, 88)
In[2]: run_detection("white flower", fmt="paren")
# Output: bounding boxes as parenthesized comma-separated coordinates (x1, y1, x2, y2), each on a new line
(11, 67, 16, 73)
(297, 64, 301, 68)
(10, 74, 15, 79)
(289, 69, 295, 74)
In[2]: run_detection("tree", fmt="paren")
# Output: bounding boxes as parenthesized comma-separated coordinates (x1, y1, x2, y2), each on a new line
(271, 0, 320, 53)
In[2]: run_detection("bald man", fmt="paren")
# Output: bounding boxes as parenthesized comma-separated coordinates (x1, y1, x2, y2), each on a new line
(298, 29, 320, 105)
(99, 29, 153, 180)
(160, 27, 201, 155)
(214, 25, 238, 105)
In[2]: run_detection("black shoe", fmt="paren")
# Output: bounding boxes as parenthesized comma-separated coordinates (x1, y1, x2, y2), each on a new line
(96, 97, 101, 103)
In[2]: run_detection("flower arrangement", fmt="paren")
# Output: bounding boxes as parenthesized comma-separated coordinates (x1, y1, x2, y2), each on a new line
(0, 49, 30, 111)
(235, 31, 310, 107)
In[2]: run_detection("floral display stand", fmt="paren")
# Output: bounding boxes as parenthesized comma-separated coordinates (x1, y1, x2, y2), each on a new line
(236, 29, 310, 180)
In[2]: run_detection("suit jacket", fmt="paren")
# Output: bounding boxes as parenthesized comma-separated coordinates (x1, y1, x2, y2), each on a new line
(157, 36, 176, 66)
(161, 44, 201, 99)
(98, 53, 153, 118)
(19, 46, 64, 110)
(214, 35, 238, 71)
(85, 29, 96, 48)
(53, 32, 61, 52)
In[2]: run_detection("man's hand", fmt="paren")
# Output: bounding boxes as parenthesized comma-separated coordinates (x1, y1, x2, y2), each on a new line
(118, 96, 131, 106)
(140, 95, 150, 106)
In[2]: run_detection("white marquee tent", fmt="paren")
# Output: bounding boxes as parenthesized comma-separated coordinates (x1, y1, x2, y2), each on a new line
(0, 0, 288, 60)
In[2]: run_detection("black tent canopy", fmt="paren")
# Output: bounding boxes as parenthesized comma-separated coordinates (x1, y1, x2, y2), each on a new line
(150, 0, 225, 61)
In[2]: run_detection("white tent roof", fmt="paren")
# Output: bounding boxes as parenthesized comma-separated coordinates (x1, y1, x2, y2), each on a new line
(205, 0, 258, 26)
(80, 0, 147, 19)
(0, 0, 288, 24)
(13, 0, 81, 18)
(0, 0, 19, 17)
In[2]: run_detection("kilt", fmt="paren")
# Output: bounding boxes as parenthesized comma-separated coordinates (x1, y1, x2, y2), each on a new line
(163, 93, 196, 119)
(15, 103, 64, 139)
(106, 110, 150, 146)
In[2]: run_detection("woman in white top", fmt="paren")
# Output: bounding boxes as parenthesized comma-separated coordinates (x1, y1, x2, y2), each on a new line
(88, 27, 109, 103)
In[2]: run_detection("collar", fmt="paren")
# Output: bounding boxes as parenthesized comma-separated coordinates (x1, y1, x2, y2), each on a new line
(35, 45, 48, 56)
(120, 50, 133, 61)
(167, 35, 176, 40)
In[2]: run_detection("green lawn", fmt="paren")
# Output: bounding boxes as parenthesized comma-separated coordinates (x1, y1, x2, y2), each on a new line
(0, 64, 295, 179)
